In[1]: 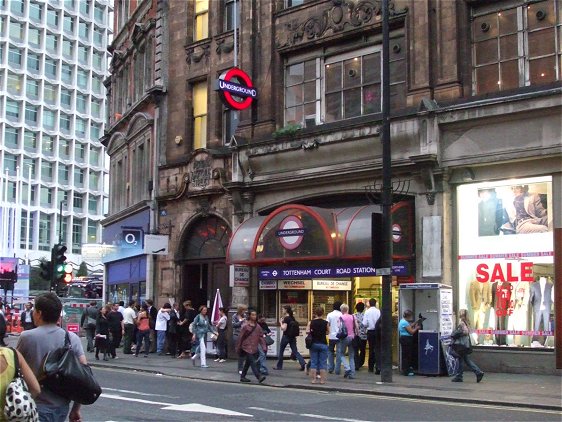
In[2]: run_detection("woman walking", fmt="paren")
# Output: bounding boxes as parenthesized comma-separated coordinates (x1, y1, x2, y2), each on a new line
(398, 309, 420, 376)
(306, 307, 329, 384)
(235, 310, 266, 384)
(353, 302, 368, 370)
(191, 306, 216, 368)
(337, 304, 359, 379)
(257, 314, 271, 376)
(231, 305, 247, 374)
(135, 304, 151, 357)
(95, 305, 111, 361)
(451, 309, 484, 383)
(213, 307, 228, 362)
(274, 306, 306, 371)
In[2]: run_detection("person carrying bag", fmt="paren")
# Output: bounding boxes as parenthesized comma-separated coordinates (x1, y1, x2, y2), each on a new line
(450, 309, 484, 383)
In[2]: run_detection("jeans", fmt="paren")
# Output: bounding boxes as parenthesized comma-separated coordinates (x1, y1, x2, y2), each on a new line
(327, 339, 339, 372)
(85, 326, 96, 352)
(156, 330, 166, 353)
(453, 352, 483, 380)
(337, 337, 356, 377)
(37, 403, 69, 422)
(275, 335, 305, 369)
(241, 350, 261, 380)
(309, 342, 328, 371)
(257, 345, 268, 374)
(123, 324, 135, 354)
(136, 329, 151, 356)
(354, 338, 367, 369)
(216, 328, 227, 359)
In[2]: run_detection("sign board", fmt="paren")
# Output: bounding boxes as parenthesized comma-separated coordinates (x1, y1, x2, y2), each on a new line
(13, 265, 30, 298)
(259, 280, 277, 290)
(144, 234, 169, 255)
(312, 279, 352, 291)
(67, 323, 80, 333)
(277, 279, 312, 290)
(258, 263, 410, 279)
(233, 265, 250, 287)
(215, 68, 257, 110)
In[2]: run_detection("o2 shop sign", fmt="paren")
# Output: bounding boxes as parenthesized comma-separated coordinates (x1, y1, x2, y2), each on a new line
(215, 68, 257, 110)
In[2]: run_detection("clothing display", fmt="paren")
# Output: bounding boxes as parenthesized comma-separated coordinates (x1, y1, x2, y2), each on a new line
(529, 277, 554, 345)
(492, 281, 511, 346)
(506, 280, 530, 346)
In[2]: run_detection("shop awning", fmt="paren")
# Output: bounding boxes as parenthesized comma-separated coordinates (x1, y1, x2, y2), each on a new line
(227, 202, 413, 265)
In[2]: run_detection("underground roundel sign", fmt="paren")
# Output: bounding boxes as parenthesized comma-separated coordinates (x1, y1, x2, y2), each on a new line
(276, 216, 305, 250)
(215, 68, 257, 110)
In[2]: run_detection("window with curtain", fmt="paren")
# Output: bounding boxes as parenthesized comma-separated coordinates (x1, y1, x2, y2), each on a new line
(194, 0, 209, 41)
(192, 81, 208, 150)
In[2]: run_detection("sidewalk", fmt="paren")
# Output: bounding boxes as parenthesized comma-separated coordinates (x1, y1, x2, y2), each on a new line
(80, 339, 561, 411)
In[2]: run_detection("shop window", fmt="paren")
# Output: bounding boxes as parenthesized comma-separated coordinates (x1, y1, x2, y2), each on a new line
(192, 81, 208, 150)
(194, 0, 209, 41)
(472, 0, 561, 95)
(456, 176, 554, 349)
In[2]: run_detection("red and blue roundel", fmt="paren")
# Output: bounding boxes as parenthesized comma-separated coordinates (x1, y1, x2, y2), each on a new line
(215, 68, 257, 110)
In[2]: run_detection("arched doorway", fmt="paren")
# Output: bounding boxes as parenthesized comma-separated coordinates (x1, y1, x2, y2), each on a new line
(180, 216, 231, 310)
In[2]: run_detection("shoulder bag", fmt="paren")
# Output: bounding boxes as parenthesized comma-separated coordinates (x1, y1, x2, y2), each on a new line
(40, 332, 102, 405)
(336, 317, 348, 340)
(264, 334, 275, 346)
(4, 348, 39, 422)
(351, 316, 361, 349)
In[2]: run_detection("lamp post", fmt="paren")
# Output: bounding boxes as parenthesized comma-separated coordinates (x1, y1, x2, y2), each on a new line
(58, 200, 66, 244)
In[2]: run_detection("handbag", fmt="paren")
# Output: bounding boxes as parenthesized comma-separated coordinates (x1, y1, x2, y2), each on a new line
(336, 317, 348, 340)
(305, 334, 313, 349)
(209, 332, 218, 342)
(4, 348, 39, 422)
(264, 335, 274, 346)
(40, 331, 102, 405)
(452, 334, 473, 355)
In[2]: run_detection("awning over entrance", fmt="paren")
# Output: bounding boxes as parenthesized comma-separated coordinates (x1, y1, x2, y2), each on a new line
(227, 203, 413, 265)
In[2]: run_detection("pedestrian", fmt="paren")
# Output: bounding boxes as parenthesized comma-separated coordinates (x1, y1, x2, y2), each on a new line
(117, 300, 126, 316)
(336, 304, 359, 379)
(167, 303, 181, 357)
(107, 302, 124, 359)
(236, 310, 266, 384)
(95, 305, 111, 361)
(213, 307, 228, 362)
(20, 301, 36, 331)
(177, 300, 197, 359)
(191, 306, 217, 368)
(326, 301, 342, 374)
(354, 302, 368, 370)
(156, 303, 171, 355)
(231, 305, 247, 374)
(273, 306, 306, 371)
(364, 298, 381, 374)
(146, 299, 158, 353)
(17, 292, 87, 422)
(257, 314, 271, 375)
(451, 309, 484, 383)
(398, 309, 420, 376)
(306, 306, 329, 384)
(80, 301, 98, 353)
(122, 300, 137, 354)
(0, 346, 41, 408)
(134, 304, 151, 358)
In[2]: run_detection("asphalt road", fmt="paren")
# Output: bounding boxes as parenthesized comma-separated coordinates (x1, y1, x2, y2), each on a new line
(81, 368, 561, 422)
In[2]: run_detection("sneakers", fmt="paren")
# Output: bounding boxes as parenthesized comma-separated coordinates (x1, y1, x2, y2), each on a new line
(476, 372, 484, 383)
(240, 377, 251, 383)
(201, 364, 209, 368)
(451, 377, 463, 382)
(219, 359, 226, 363)
(238, 370, 243, 375)
(214, 358, 220, 362)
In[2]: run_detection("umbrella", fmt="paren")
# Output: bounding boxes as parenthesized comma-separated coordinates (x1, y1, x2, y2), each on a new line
(211, 289, 223, 324)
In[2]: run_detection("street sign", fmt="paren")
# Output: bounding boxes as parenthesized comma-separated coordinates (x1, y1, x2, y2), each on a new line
(67, 323, 80, 333)
(144, 234, 169, 255)
(376, 267, 391, 276)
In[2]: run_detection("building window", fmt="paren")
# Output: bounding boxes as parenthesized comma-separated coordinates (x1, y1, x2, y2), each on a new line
(285, 58, 320, 126)
(75, 142, 85, 161)
(63, 15, 74, 34)
(57, 189, 68, 207)
(94, 4, 104, 23)
(73, 192, 83, 210)
(90, 123, 100, 141)
(24, 131, 37, 151)
(5, 127, 19, 148)
(78, 45, 88, 64)
(5, 99, 20, 120)
(59, 138, 70, 158)
(79, 0, 89, 17)
(45, 33, 58, 53)
(74, 168, 84, 186)
(29, 2, 43, 21)
(192, 81, 208, 149)
(40, 186, 53, 207)
(91, 100, 101, 118)
(45, 59, 58, 78)
(286, 0, 305, 8)
(46, 8, 59, 28)
(93, 28, 103, 46)
(28, 28, 41, 48)
(41, 160, 53, 181)
(10, 0, 24, 15)
(26, 79, 39, 99)
(76, 94, 87, 113)
(194, 0, 209, 41)
(58, 164, 69, 183)
(8, 47, 22, 68)
(38, 213, 52, 251)
(93, 51, 103, 70)
(7, 72, 23, 95)
(61, 113, 72, 133)
(472, 0, 562, 95)
(62, 40, 73, 58)
(25, 104, 38, 125)
(22, 157, 36, 177)
(43, 109, 56, 130)
(9, 21, 23, 41)
(60, 88, 72, 108)
(77, 69, 88, 89)
(92, 77, 102, 94)
(87, 220, 97, 243)
(27, 53, 40, 73)
(44, 83, 57, 104)
(78, 21, 89, 39)
(42, 135, 54, 155)
(89, 148, 100, 166)
(224, 0, 240, 32)
(72, 219, 82, 254)
(88, 196, 98, 213)
(75, 118, 86, 136)
(61, 63, 73, 84)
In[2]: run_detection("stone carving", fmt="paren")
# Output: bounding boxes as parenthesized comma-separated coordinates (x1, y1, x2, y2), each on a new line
(185, 43, 211, 65)
(276, 0, 407, 49)
(216, 38, 235, 55)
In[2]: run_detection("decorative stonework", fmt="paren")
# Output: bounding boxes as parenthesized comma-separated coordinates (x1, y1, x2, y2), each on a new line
(185, 43, 211, 65)
(276, 0, 407, 50)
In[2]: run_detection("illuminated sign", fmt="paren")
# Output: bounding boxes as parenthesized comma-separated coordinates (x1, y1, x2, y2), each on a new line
(215, 68, 257, 110)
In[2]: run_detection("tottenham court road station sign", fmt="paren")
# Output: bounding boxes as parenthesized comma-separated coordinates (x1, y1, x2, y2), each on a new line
(215, 68, 257, 110)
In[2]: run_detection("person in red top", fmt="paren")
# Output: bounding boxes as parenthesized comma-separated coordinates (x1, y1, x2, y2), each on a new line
(235, 310, 266, 384)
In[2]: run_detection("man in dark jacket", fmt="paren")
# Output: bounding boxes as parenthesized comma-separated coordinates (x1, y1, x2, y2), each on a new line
(146, 299, 158, 353)
(107, 303, 124, 358)
(21, 302, 36, 331)
(80, 301, 99, 352)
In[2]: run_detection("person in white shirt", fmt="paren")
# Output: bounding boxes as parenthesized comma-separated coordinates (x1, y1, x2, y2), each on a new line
(325, 301, 342, 374)
(213, 307, 228, 362)
(363, 298, 381, 373)
(122, 301, 137, 354)
(156, 303, 171, 355)
(117, 301, 126, 317)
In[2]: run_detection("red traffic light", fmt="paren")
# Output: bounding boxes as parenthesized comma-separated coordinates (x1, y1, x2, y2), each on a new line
(64, 273, 73, 283)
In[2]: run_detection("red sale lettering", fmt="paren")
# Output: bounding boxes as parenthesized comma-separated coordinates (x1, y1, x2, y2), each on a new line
(474, 262, 535, 283)
(521, 262, 533, 281)
(475, 263, 489, 282)
(491, 263, 506, 282)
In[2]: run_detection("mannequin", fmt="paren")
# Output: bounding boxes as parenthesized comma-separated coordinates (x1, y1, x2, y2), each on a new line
(529, 277, 554, 345)
(469, 280, 492, 344)
(506, 279, 530, 346)
(492, 280, 512, 346)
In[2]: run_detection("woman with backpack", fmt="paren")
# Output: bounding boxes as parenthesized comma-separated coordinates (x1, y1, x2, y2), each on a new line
(273, 306, 306, 371)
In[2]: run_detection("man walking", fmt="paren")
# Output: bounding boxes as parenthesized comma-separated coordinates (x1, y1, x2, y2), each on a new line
(21, 301, 36, 331)
(122, 300, 137, 354)
(326, 301, 342, 374)
(146, 299, 158, 353)
(108, 303, 124, 358)
(364, 298, 381, 374)
(80, 301, 98, 352)
(17, 292, 87, 422)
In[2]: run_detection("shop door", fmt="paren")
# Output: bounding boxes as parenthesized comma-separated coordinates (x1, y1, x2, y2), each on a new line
(182, 264, 208, 310)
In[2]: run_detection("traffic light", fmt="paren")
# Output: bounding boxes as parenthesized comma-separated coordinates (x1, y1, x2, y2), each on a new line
(40, 260, 52, 281)
(52, 244, 67, 280)
(63, 263, 73, 283)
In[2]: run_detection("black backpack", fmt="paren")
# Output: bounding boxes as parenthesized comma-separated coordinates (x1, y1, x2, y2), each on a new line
(286, 318, 300, 337)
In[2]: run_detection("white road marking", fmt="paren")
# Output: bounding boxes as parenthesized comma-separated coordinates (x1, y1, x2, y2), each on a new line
(101, 394, 253, 417)
(161, 403, 252, 417)
(102, 387, 178, 398)
(248, 407, 371, 422)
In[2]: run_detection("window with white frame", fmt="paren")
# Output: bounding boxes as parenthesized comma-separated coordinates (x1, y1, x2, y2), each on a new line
(285, 58, 320, 127)
(472, 0, 562, 95)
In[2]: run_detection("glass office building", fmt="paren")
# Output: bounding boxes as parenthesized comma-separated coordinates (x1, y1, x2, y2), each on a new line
(0, 0, 111, 265)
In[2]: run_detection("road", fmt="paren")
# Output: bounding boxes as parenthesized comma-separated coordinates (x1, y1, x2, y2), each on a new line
(81, 368, 560, 421)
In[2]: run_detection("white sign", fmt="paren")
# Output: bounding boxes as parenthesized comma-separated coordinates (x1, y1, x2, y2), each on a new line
(277, 279, 312, 290)
(233, 265, 250, 287)
(312, 279, 352, 291)
(259, 280, 277, 290)
(144, 234, 169, 255)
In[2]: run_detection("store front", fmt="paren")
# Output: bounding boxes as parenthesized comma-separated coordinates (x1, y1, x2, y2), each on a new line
(456, 176, 555, 353)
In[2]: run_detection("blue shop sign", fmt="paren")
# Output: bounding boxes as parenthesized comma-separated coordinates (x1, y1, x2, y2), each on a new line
(259, 263, 409, 279)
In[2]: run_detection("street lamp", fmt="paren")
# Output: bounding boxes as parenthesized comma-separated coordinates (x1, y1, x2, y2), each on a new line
(59, 200, 67, 244)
